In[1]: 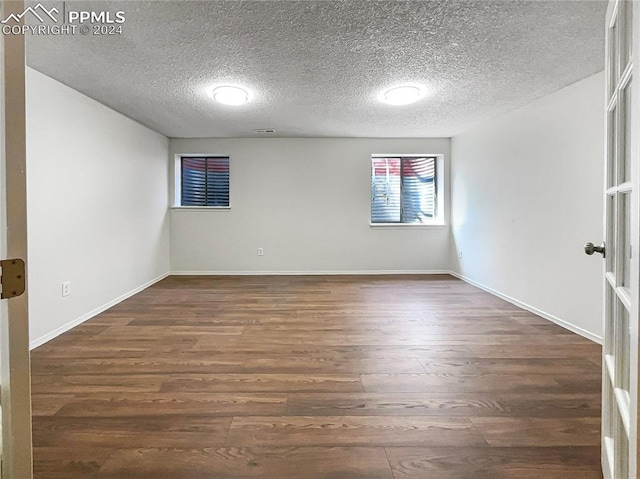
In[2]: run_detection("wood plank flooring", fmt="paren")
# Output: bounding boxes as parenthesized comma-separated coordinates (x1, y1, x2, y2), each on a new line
(30, 274, 603, 478)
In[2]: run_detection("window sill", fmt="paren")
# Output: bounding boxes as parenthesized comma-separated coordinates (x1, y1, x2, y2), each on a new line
(370, 222, 447, 229)
(171, 206, 231, 211)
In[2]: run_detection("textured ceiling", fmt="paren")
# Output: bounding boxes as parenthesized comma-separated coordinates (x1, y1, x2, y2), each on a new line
(26, 1, 606, 138)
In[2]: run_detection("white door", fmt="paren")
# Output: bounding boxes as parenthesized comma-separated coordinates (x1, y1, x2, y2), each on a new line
(598, 0, 640, 477)
(0, 0, 33, 478)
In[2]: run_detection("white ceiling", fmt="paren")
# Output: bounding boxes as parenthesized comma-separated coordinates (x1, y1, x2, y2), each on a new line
(26, 1, 607, 138)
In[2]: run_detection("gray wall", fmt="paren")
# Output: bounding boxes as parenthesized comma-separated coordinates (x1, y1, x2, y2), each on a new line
(26, 68, 171, 347)
(170, 138, 450, 273)
(450, 72, 605, 340)
(26, 67, 606, 347)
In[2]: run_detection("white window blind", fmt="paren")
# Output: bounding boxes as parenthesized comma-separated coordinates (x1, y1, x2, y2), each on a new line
(181, 156, 230, 207)
(371, 156, 437, 223)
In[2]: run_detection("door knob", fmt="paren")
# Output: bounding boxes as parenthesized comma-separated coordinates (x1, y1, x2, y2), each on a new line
(584, 242, 605, 258)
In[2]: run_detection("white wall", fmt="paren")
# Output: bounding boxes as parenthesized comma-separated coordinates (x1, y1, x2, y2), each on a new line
(26, 68, 170, 347)
(25, 67, 604, 345)
(170, 138, 450, 273)
(451, 72, 605, 341)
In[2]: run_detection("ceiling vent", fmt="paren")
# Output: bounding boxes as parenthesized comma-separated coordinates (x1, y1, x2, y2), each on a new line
(253, 129, 276, 134)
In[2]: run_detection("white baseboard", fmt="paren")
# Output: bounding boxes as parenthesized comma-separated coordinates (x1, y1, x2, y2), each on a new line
(29, 272, 170, 350)
(170, 270, 451, 276)
(448, 271, 602, 345)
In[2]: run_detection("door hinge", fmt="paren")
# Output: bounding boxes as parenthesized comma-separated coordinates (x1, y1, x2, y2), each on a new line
(0, 259, 26, 299)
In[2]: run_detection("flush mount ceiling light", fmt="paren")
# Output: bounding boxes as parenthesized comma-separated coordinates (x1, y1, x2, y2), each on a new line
(208, 86, 250, 106)
(381, 85, 423, 105)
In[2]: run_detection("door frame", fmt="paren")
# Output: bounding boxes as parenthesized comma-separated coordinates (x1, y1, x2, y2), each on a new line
(602, 1, 639, 478)
(0, 0, 33, 477)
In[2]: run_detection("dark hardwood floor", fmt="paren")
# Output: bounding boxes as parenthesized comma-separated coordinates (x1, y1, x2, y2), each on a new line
(30, 275, 603, 479)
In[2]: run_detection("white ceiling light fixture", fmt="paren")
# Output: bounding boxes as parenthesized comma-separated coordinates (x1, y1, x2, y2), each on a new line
(208, 86, 250, 106)
(381, 85, 423, 106)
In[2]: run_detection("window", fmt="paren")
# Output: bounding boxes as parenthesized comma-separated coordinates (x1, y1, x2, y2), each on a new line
(371, 156, 438, 224)
(180, 156, 229, 207)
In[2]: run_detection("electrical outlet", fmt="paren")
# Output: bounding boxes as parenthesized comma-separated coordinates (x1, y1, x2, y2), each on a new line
(257, 247, 264, 256)
(458, 250, 463, 259)
(62, 281, 71, 297)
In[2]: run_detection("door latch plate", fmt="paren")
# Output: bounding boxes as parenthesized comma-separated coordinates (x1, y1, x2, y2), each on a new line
(0, 259, 26, 299)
